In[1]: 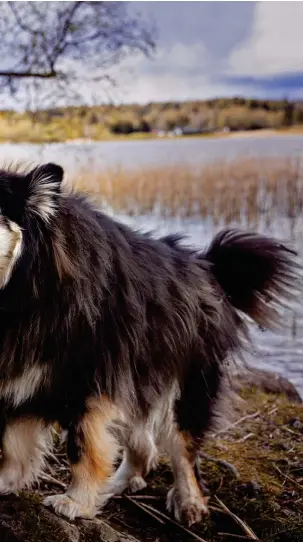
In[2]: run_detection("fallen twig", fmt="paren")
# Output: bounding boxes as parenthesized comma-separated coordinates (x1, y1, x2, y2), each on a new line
(124, 495, 165, 525)
(218, 533, 263, 541)
(212, 411, 260, 438)
(234, 432, 255, 443)
(128, 499, 208, 542)
(282, 425, 300, 436)
(273, 465, 303, 490)
(208, 505, 224, 513)
(215, 496, 259, 539)
(40, 473, 67, 490)
(114, 516, 136, 530)
(267, 407, 278, 416)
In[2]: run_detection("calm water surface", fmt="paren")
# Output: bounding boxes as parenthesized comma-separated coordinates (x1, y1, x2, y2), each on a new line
(0, 133, 303, 172)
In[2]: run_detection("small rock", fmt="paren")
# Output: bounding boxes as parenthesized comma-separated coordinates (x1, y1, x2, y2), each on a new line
(238, 481, 262, 498)
(231, 367, 302, 403)
(289, 418, 302, 430)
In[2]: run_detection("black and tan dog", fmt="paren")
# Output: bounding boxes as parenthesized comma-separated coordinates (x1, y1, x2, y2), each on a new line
(0, 163, 298, 524)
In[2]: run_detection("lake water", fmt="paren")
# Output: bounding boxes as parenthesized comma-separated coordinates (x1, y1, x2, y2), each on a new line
(0, 133, 303, 173)
(115, 212, 303, 398)
(0, 134, 302, 396)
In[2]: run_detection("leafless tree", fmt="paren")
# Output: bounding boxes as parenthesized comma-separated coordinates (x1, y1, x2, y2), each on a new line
(0, 1, 156, 107)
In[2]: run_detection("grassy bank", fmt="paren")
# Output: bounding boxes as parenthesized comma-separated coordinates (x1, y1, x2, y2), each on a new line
(25, 381, 301, 542)
(106, 387, 302, 542)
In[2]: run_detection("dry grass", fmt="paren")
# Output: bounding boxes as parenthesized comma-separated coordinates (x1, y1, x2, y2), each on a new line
(71, 156, 303, 230)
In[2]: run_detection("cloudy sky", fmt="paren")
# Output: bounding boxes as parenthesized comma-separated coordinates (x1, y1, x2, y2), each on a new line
(113, 1, 303, 103)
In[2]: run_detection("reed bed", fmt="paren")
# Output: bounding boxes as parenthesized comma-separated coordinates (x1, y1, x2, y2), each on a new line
(70, 156, 303, 236)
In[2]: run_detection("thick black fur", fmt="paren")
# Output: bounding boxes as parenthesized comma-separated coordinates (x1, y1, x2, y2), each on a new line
(0, 164, 299, 455)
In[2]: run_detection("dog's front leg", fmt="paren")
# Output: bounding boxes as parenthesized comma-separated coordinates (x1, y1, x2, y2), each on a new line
(0, 417, 52, 493)
(44, 396, 119, 520)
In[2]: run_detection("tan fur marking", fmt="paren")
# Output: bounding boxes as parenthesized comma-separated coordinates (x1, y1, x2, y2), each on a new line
(44, 396, 119, 520)
(180, 431, 200, 463)
(166, 428, 209, 525)
(51, 228, 76, 281)
(73, 396, 118, 485)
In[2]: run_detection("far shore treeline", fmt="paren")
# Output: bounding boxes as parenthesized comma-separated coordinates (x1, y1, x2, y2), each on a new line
(0, 97, 302, 143)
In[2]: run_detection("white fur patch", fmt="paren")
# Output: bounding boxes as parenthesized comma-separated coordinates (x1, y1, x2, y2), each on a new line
(105, 454, 135, 496)
(0, 220, 22, 288)
(106, 387, 178, 497)
(28, 174, 60, 223)
(0, 418, 52, 493)
(44, 494, 96, 520)
(0, 365, 48, 407)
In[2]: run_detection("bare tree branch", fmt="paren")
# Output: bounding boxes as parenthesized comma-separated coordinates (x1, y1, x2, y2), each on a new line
(0, 71, 57, 78)
(0, 1, 156, 106)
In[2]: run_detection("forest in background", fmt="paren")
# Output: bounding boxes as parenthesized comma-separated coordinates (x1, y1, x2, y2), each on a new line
(1, 97, 302, 143)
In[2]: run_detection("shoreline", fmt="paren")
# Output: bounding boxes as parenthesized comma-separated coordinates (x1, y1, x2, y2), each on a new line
(1, 126, 303, 146)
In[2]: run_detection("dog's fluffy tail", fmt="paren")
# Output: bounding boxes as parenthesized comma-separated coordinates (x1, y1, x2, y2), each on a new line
(175, 230, 300, 444)
(204, 229, 300, 328)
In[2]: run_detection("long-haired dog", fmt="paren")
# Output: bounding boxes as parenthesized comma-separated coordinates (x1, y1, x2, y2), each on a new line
(0, 163, 299, 524)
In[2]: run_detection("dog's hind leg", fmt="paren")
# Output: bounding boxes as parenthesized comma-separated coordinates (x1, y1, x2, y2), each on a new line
(166, 429, 209, 526)
(105, 422, 158, 496)
(0, 417, 52, 494)
(106, 386, 179, 496)
(166, 354, 222, 525)
(44, 396, 119, 520)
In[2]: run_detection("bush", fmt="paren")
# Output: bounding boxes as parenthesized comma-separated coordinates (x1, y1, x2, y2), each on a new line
(137, 119, 151, 132)
(294, 108, 303, 124)
(109, 119, 135, 134)
(282, 101, 295, 127)
(247, 99, 260, 110)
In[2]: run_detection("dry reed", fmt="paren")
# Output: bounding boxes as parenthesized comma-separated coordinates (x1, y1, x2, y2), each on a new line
(70, 157, 303, 232)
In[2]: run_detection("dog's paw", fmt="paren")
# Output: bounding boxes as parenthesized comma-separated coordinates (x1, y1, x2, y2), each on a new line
(44, 494, 96, 520)
(166, 486, 209, 526)
(129, 475, 147, 493)
(0, 465, 24, 494)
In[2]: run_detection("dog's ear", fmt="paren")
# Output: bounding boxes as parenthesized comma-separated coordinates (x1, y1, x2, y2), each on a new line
(27, 163, 64, 223)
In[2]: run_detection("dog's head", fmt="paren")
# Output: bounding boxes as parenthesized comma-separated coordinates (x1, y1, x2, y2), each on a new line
(0, 163, 64, 287)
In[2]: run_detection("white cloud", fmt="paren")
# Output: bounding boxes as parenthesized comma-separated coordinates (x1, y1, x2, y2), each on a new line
(88, 40, 262, 104)
(153, 42, 207, 73)
(117, 73, 209, 103)
(228, 3, 303, 77)
(112, 72, 248, 104)
(99, 42, 210, 103)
